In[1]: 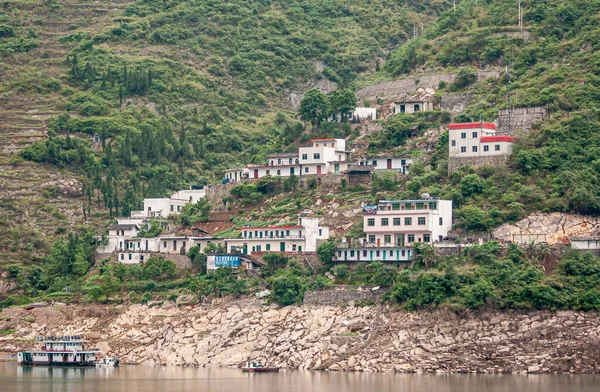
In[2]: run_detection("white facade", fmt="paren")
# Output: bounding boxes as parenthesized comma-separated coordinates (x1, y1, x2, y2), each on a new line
(225, 138, 350, 181)
(117, 235, 224, 264)
(352, 107, 377, 121)
(357, 156, 412, 174)
(171, 188, 206, 204)
(448, 122, 515, 158)
(334, 246, 413, 262)
(363, 199, 453, 246)
(393, 101, 434, 114)
(225, 217, 329, 255)
(570, 237, 600, 250)
(143, 197, 188, 218)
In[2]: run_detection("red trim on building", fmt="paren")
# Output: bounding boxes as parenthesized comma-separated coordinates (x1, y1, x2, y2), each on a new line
(448, 122, 496, 130)
(480, 136, 516, 143)
(241, 226, 303, 230)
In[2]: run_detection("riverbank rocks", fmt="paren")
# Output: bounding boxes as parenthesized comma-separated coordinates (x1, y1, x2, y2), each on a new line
(1, 300, 600, 374)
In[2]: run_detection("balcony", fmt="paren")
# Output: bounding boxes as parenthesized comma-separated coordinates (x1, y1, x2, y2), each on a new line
(241, 235, 304, 240)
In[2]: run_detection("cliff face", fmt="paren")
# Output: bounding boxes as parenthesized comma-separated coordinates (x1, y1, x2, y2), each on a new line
(1, 300, 599, 374)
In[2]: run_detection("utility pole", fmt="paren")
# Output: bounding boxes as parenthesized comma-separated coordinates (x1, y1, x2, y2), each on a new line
(518, 0, 522, 30)
(413, 24, 416, 39)
(454, 0, 456, 12)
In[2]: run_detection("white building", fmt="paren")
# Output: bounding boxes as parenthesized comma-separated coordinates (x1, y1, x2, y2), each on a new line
(352, 107, 377, 121)
(225, 138, 351, 181)
(357, 156, 412, 174)
(225, 217, 329, 255)
(97, 224, 140, 253)
(392, 100, 434, 114)
(335, 199, 452, 263)
(117, 234, 224, 264)
(448, 122, 515, 158)
(570, 236, 600, 251)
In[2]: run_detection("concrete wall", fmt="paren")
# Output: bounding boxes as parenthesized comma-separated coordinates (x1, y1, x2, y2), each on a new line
(448, 155, 511, 174)
(303, 287, 383, 306)
(497, 106, 547, 136)
(440, 93, 471, 113)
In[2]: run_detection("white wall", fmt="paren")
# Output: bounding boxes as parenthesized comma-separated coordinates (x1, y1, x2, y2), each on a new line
(299, 217, 330, 251)
(143, 198, 188, 217)
(393, 101, 434, 114)
(352, 107, 377, 121)
(226, 238, 306, 254)
(334, 247, 412, 262)
(171, 189, 206, 204)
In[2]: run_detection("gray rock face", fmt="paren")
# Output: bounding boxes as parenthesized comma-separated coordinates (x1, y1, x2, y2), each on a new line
(1, 301, 599, 373)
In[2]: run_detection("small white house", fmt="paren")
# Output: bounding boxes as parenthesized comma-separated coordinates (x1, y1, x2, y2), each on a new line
(357, 156, 412, 174)
(393, 100, 434, 114)
(448, 122, 515, 158)
(570, 236, 600, 250)
(352, 107, 377, 121)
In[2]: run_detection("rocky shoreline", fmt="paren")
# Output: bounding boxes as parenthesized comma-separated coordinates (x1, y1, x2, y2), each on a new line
(1, 299, 599, 374)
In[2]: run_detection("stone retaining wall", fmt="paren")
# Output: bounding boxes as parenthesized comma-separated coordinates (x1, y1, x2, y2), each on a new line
(497, 106, 547, 136)
(448, 155, 510, 174)
(303, 287, 383, 306)
(440, 93, 471, 114)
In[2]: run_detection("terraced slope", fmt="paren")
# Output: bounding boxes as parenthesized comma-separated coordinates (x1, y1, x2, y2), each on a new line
(0, 0, 132, 265)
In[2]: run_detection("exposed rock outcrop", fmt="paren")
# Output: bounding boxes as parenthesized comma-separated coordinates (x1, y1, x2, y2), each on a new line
(1, 300, 599, 373)
(493, 213, 600, 245)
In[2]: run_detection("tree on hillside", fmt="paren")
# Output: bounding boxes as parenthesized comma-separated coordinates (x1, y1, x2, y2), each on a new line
(328, 89, 357, 120)
(299, 88, 328, 129)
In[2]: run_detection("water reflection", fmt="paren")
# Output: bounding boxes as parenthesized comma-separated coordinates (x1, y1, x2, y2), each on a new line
(0, 363, 598, 392)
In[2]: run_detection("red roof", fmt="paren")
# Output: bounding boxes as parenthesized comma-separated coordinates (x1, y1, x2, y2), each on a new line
(241, 226, 302, 230)
(311, 138, 336, 142)
(480, 136, 516, 143)
(448, 122, 496, 130)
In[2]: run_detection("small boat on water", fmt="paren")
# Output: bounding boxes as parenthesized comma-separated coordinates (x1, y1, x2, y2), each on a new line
(17, 336, 115, 367)
(242, 361, 279, 373)
(96, 356, 120, 368)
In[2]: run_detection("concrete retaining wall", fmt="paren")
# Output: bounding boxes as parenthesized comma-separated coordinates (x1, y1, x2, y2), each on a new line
(448, 155, 510, 174)
(497, 106, 547, 136)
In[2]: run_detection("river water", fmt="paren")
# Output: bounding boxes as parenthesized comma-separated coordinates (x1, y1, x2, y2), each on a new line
(0, 363, 599, 392)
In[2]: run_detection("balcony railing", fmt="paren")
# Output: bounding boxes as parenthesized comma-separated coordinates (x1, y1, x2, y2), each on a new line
(242, 235, 304, 240)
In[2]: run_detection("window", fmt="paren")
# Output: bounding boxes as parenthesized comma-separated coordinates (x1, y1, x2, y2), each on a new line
(495, 144, 501, 151)
(405, 203, 412, 210)
(472, 146, 478, 153)
(416, 202, 424, 210)
(461, 132, 466, 139)
(266, 244, 270, 251)
(170, 205, 174, 212)
(277, 158, 281, 164)
(163, 241, 167, 248)
(381, 218, 389, 226)
(418, 217, 426, 225)
(392, 203, 400, 210)
(401, 159, 406, 165)
(407, 234, 415, 243)
(372, 160, 377, 166)
(276, 169, 280, 175)
(244, 231, 247, 238)
(384, 235, 391, 243)
(289, 158, 293, 164)
(451, 140, 456, 147)
(319, 229, 323, 236)
(363, 250, 367, 257)
(177, 205, 181, 212)
(302, 154, 308, 160)
(400, 104, 406, 113)
(119, 241, 123, 249)
(404, 217, 412, 225)
(304, 167, 309, 173)
(120, 254, 124, 260)
(140, 255, 144, 261)
(367, 218, 375, 227)
(266, 170, 270, 175)
(314, 153, 320, 160)
(393, 218, 401, 226)
(259, 231, 263, 238)
(390, 250, 393, 257)
(424, 234, 431, 243)
(286, 230, 290, 236)
(368, 235, 376, 243)
(439, 217, 443, 226)
(428, 202, 437, 210)
(128, 254, 132, 260)
(338, 251, 342, 257)
(472, 131, 478, 138)
(350, 250, 355, 257)
(484, 145, 489, 152)
(460, 146, 466, 153)
(414, 104, 420, 112)
(376, 250, 380, 257)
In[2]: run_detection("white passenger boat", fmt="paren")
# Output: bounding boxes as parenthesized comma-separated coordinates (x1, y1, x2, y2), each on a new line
(96, 356, 120, 367)
(17, 336, 106, 367)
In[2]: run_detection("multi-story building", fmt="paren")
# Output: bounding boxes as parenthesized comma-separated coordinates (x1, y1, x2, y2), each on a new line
(448, 122, 516, 173)
(224, 138, 350, 181)
(334, 199, 453, 262)
(225, 217, 329, 255)
(133, 188, 207, 219)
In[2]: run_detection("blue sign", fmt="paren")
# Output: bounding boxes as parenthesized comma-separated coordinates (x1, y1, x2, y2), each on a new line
(363, 205, 377, 215)
(214, 254, 240, 268)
